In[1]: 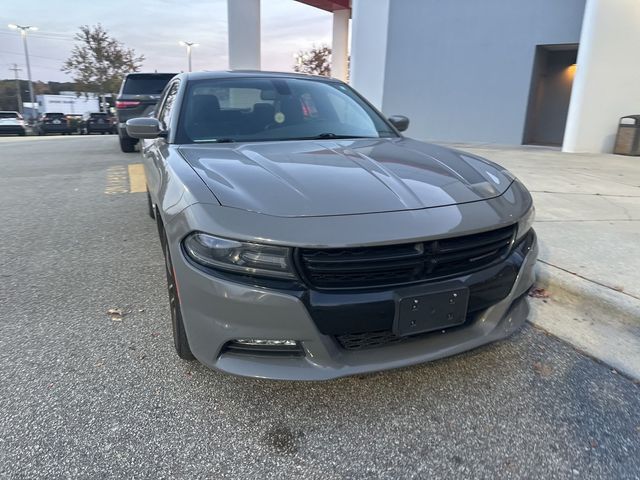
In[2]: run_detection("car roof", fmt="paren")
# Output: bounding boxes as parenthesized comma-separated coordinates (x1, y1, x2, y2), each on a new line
(124, 72, 177, 78)
(0, 111, 20, 114)
(178, 70, 341, 83)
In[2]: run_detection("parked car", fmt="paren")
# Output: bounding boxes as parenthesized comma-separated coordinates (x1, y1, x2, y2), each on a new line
(35, 112, 74, 135)
(0, 111, 26, 136)
(78, 112, 116, 135)
(115, 72, 176, 152)
(65, 114, 83, 132)
(126, 71, 538, 380)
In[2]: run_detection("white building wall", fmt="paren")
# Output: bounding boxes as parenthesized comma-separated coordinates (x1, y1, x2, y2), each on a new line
(350, 0, 391, 109)
(352, 0, 585, 144)
(331, 9, 350, 82)
(227, 0, 261, 70)
(563, 0, 640, 153)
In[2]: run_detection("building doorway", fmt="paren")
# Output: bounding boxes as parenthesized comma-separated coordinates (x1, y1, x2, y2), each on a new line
(523, 44, 578, 146)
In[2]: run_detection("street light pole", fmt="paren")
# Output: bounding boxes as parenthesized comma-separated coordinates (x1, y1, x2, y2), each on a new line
(8, 24, 38, 121)
(9, 64, 23, 115)
(179, 41, 199, 72)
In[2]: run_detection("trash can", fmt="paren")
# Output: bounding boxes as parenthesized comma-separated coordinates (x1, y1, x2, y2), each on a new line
(613, 115, 640, 155)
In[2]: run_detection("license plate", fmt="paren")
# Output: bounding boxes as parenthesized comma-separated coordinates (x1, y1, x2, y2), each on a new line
(393, 287, 469, 336)
(53, 120, 61, 124)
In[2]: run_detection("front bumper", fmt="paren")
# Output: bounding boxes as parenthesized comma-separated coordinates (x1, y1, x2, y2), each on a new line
(87, 124, 114, 132)
(40, 124, 73, 134)
(0, 125, 25, 135)
(172, 229, 538, 380)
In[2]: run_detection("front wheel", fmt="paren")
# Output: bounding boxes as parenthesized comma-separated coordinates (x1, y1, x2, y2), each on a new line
(119, 134, 137, 153)
(162, 232, 195, 361)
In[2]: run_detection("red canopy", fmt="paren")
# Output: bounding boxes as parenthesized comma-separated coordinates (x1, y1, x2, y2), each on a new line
(294, 0, 350, 12)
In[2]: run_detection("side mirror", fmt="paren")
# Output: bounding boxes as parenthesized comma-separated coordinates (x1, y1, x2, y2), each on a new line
(126, 117, 164, 139)
(388, 115, 409, 132)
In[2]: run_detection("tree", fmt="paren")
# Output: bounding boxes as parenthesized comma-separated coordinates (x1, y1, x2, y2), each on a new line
(293, 44, 331, 77)
(62, 24, 144, 110)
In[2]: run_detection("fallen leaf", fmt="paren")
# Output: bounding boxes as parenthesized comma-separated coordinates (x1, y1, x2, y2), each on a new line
(590, 439, 598, 448)
(529, 287, 550, 299)
(138, 308, 146, 313)
(612, 285, 625, 292)
(151, 332, 160, 337)
(107, 307, 131, 321)
(533, 361, 553, 378)
(95, 362, 104, 368)
(185, 370, 194, 378)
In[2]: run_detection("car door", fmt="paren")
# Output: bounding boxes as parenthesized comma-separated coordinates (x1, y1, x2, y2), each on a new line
(144, 80, 180, 205)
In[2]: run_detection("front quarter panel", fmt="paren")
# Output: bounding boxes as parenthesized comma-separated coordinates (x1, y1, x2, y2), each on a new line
(144, 142, 220, 220)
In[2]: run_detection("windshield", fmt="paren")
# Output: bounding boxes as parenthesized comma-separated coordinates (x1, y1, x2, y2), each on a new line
(0, 112, 20, 119)
(175, 77, 398, 144)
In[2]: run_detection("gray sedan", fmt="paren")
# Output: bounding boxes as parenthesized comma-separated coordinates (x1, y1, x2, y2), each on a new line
(126, 71, 537, 380)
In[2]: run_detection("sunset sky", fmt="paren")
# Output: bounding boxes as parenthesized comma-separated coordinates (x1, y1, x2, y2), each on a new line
(1, 0, 332, 82)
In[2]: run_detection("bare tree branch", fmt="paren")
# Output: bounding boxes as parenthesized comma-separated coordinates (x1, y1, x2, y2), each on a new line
(62, 24, 144, 104)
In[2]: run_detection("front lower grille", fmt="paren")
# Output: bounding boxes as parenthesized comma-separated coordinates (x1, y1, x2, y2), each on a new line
(297, 225, 516, 290)
(336, 318, 473, 351)
(337, 330, 405, 350)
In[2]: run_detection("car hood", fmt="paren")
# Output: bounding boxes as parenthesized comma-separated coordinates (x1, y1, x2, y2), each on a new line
(178, 138, 513, 218)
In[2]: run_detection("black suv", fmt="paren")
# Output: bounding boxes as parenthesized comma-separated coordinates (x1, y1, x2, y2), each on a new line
(78, 112, 115, 135)
(35, 112, 74, 135)
(115, 73, 176, 152)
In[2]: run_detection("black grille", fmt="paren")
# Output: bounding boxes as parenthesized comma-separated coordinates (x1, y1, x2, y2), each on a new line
(297, 225, 516, 290)
(336, 319, 472, 351)
(337, 331, 405, 350)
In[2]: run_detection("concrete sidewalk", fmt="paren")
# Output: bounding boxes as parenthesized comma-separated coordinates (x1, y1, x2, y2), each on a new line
(451, 143, 640, 379)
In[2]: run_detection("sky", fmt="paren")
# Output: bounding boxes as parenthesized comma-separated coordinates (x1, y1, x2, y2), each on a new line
(0, 0, 333, 82)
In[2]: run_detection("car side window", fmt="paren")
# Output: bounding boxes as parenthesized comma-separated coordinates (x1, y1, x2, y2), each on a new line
(159, 82, 179, 131)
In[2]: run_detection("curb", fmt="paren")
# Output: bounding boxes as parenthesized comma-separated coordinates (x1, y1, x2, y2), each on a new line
(527, 261, 640, 380)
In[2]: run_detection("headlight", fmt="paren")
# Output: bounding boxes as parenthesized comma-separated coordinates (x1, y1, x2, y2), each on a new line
(516, 205, 535, 241)
(183, 233, 296, 279)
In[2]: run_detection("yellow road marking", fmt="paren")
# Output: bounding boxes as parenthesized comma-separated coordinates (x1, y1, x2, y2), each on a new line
(127, 163, 146, 193)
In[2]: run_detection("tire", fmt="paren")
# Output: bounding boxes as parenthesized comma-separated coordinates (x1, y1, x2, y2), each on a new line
(147, 189, 155, 220)
(160, 222, 194, 361)
(119, 134, 137, 153)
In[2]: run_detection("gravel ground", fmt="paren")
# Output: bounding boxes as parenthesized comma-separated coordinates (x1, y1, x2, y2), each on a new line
(0, 136, 638, 479)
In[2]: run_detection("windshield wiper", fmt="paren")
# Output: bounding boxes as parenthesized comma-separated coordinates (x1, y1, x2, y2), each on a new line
(194, 138, 236, 143)
(305, 133, 375, 140)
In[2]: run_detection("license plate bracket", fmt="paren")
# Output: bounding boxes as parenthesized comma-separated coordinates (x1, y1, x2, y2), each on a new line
(393, 287, 470, 337)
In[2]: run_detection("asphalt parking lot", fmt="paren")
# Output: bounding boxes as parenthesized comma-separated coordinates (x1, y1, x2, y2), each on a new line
(0, 135, 639, 479)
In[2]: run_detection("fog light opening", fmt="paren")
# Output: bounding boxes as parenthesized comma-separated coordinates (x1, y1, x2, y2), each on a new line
(223, 339, 304, 357)
(235, 339, 297, 347)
